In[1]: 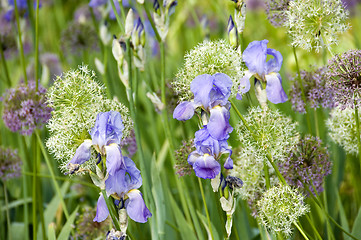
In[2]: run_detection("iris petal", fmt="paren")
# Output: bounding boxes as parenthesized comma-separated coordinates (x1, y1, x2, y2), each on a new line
(265, 73, 288, 104)
(208, 106, 233, 140)
(67, 139, 92, 166)
(125, 190, 152, 223)
(173, 101, 196, 121)
(192, 154, 221, 179)
(105, 144, 124, 176)
(266, 48, 283, 74)
(243, 40, 268, 76)
(236, 71, 253, 100)
(191, 74, 213, 109)
(93, 195, 109, 222)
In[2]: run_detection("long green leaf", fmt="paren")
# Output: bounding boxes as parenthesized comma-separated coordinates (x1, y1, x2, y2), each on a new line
(351, 206, 361, 240)
(57, 206, 79, 240)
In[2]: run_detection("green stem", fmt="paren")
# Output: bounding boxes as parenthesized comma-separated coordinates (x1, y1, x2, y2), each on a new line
(101, 189, 121, 231)
(292, 47, 312, 133)
(0, 46, 11, 87)
(13, 0, 28, 84)
(142, 3, 161, 43)
(22, 170, 29, 240)
(32, 135, 37, 240)
(264, 161, 270, 189)
(313, 109, 320, 138)
(293, 221, 309, 240)
(354, 104, 361, 173)
(35, 0, 39, 90)
(305, 215, 322, 240)
(35, 131, 70, 220)
(110, 0, 124, 33)
(4, 182, 12, 240)
(102, 45, 112, 99)
(198, 178, 214, 240)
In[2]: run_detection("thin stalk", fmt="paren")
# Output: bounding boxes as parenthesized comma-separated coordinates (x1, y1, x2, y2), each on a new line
(293, 221, 309, 240)
(4, 182, 12, 240)
(13, 0, 28, 84)
(102, 45, 112, 99)
(35, 0, 39, 90)
(292, 47, 312, 133)
(0, 46, 11, 87)
(313, 109, 320, 138)
(354, 104, 361, 173)
(101, 189, 121, 231)
(35, 131, 70, 220)
(35, 141, 46, 240)
(110, 0, 124, 33)
(22, 171, 29, 240)
(32, 135, 37, 240)
(264, 161, 270, 189)
(305, 215, 322, 240)
(198, 178, 214, 240)
(230, 100, 257, 140)
(142, 3, 161, 42)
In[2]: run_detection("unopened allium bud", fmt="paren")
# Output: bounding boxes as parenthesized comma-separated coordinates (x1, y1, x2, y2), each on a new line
(327, 50, 361, 110)
(46, 65, 132, 173)
(257, 185, 309, 237)
(1, 81, 52, 135)
(327, 107, 361, 155)
(0, 147, 22, 182)
(279, 136, 332, 196)
(285, 0, 349, 52)
(227, 15, 238, 48)
(173, 40, 243, 102)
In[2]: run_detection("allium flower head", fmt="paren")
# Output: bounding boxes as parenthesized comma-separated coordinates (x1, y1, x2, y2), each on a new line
(46, 65, 132, 173)
(0, 147, 22, 181)
(60, 21, 99, 56)
(257, 185, 309, 237)
(279, 136, 332, 196)
(173, 40, 244, 102)
(327, 50, 361, 109)
(174, 139, 194, 177)
(265, 0, 290, 27)
(285, 0, 349, 52)
(327, 107, 361, 155)
(237, 40, 288, 104)
(289, 67, 334, 113)
(1, 81, 52, 135)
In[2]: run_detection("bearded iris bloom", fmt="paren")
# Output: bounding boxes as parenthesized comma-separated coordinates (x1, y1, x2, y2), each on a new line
(94, 157, 152, 223)
(237, 40, 287, 104)
(67, 111, 125, 175)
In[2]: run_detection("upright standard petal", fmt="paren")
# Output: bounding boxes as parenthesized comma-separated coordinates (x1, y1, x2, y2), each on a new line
(105, 167, 128, 197)
(192, 154, 221, 179)
(265, 73, 288, 104)
(123, 156, 143, 190)
(207, 106, 233, 140)
(266, 48, 283, 74)
(243, 40, 268, 77)
(93, 195, 109, 222)
(191, 74, 213, 109)
(89, 0, 107, 7)
(211, 73, 233, 107)
(125, 189, 152, 223)
(236, 71, 253, 100)
(67, 139, 92, 166)
(173, 101, 196, 121)
(105, 144, 124, 176)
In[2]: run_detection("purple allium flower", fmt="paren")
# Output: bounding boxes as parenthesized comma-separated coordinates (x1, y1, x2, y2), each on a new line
(60, 21, 99, 56)
(289, 67, 334, 113)
(237, 40, 288, 104)
(174, 139, 195, 177)
(279, 136, 332, 196)
(120, 129, 137, 158)
(67, 111, 125, 175)
(0, 147, 22, 181)
(1, 81, 52, 135)
(73, 206, 111, 239)
(265, 0, 290, 27)
(94, 156, 151, 223)
(327, 50, 361, 110)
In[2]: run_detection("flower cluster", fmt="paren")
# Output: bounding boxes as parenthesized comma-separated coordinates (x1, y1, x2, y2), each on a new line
(0, 147, 22, 182)
(289, 67, 334, 113)
(237, 40, 287, 105)
(68, 111, 151, 224)
(285, 0, 349, 52)
(46, 65, 132, 173)
(1, 80, 52, 135)
(173, 73, 233, 179)
(265, 0, 290, 27)
(327, 50, 361, 110)
(173, 40, 244, 102)
(327, 107, 361, 155)
(174, 139, 195, 177)
(257, 185, 309, 237)
(279, 136, 332, 196)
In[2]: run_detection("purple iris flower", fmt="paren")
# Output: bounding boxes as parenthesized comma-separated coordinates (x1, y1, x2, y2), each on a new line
(237, 39, 287, 104)
(5, 0, 40, 21)
(94, 156, 152, 223)
(187, 126, 233, 179)
(67, 111, 125, 175)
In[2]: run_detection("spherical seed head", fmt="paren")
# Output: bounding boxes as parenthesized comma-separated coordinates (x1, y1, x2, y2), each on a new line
(172, 39, 244, 102)
(289, 67, 334, 113)
(1, 81, 53, 135)
(257, 185, 309, 237)
(46, 65, 132, 174)
(174, 139, 195, 177)
(327, 106, 361, 155)
(265, 0, 290, 27)
(279, 136, 332, 196)
(285, 0, 349, 52)
(60, 21, 99, 56)
(0, 147, 22, 181)
(327, 50, 361, 109)
(73, 206, 111, 239)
